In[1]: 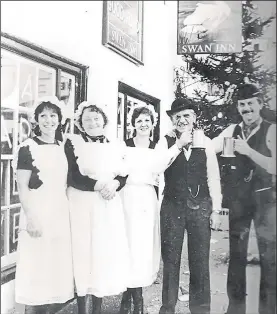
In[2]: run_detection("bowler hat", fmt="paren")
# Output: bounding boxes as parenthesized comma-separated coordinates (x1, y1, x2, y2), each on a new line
(233, 83, 261, 101)
(166, 98, 196, 116)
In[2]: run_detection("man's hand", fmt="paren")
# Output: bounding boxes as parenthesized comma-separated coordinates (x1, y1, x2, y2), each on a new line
(99, 179, 120, 200)
(176, 129, 193, 149)
(234, 136, 252, 156)
(210, 211, 222, 231)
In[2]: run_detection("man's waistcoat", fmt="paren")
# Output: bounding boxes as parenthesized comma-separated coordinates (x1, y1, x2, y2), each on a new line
(163, 135, 209, 201)
(220, 120, 274, 203)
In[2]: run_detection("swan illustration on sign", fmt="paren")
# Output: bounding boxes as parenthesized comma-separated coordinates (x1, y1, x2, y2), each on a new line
(177, 1, 242, 54)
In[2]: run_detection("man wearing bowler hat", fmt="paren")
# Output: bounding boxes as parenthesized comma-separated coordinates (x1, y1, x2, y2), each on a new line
(159, 98, 222, 314)
(212, 83, 276, 314)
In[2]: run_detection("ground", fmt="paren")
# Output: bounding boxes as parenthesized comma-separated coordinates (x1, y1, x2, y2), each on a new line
(54, 221, 261, 314)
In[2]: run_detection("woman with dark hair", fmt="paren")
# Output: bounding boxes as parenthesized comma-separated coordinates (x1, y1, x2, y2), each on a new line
(64, 102, 129, 314)
(119, 105, 183, 314)
(14, 97, 74, 313)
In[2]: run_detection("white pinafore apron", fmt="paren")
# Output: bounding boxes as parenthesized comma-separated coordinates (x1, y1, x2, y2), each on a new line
(15, 141, 74, 305)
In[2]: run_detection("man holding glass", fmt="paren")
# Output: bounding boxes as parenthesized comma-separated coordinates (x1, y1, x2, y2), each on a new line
(212, 83, 276, 314)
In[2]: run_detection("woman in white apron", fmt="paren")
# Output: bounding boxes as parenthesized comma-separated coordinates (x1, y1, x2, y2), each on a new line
(64, 102, 129, 314)
(120, 105, 183, 314)
(14, 97, 74, 314)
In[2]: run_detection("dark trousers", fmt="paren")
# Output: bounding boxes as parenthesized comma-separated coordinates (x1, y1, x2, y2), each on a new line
(226, 196, 276, 314)
(160, 197, 212, 314)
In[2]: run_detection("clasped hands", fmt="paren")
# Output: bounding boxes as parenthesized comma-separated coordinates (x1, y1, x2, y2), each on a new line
(95, 179, 120, 200)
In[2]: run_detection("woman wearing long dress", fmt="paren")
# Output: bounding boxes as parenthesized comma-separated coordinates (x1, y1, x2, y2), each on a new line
(64, 102, 129, 314)
(14, 97, 74, 314)
(119, 106, 184, 314)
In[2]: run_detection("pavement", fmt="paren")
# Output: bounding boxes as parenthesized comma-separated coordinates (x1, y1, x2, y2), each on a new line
(56, 221, 261, 314)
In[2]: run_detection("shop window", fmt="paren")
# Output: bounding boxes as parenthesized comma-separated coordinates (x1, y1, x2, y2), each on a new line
(1, 32, 88, 273)
(117, 82, 160, 143)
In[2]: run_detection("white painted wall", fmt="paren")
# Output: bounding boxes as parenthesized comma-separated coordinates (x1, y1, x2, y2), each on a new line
(1, 0, 179, 139)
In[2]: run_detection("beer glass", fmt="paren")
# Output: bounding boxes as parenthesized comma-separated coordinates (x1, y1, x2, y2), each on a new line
(221, 137, 236, 157)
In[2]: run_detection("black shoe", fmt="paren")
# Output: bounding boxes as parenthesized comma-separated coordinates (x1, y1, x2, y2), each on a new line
(119, 290, 132, 314)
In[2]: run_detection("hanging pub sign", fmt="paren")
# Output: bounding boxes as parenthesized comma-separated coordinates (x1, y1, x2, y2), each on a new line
(102, 1, 144, 64)
(177, 1, 242, 54)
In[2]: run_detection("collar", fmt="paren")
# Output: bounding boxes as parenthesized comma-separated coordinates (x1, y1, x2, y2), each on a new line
(83, 133, 106, 143)
(239, 117, 263, 140)
(183, 143, 192, 151)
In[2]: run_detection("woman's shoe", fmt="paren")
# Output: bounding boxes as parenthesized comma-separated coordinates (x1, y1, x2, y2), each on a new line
(119, 290, 132, 314)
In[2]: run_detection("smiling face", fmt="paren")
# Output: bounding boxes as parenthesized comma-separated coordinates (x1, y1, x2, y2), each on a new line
(171, 109, 196, 134)
(37, 107, 59, 136)
(134, 113, 154, 137)
(81, 108, 105, 136)
(237, 96, 263, 126)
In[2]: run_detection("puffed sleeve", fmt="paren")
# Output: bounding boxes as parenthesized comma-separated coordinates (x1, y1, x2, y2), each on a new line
(64, 138, 98, 191)
(17, 145, 33, 170)
(113, 175, 127, 191)
(16, 141, 43, 189)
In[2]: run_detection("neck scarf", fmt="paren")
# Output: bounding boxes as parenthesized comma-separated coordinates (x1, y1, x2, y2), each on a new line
(86, 134, 106, 143)
(242, 119, 260, 138)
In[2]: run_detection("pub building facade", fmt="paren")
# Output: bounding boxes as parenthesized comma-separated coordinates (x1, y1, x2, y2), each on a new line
(1, 1, 178, 312)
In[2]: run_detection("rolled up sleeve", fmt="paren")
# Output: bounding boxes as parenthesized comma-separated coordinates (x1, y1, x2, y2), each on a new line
(204, 137, 223, 211)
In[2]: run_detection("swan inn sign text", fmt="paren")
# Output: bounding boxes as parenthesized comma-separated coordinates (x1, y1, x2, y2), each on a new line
(177, 1, 242, 54)
(102, 1, 143, 64)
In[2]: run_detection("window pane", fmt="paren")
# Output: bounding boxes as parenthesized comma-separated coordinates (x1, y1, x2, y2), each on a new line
(1, 210, 6, 257)
(60, 72, 75, 134)
(10, 163, 20, 205)
(38, 68, 55, 98)
(1, 52, 19, 110)
(19, 62, 37, 109)
(1, 108, 15, 155)
(9, 206, 20, 254)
